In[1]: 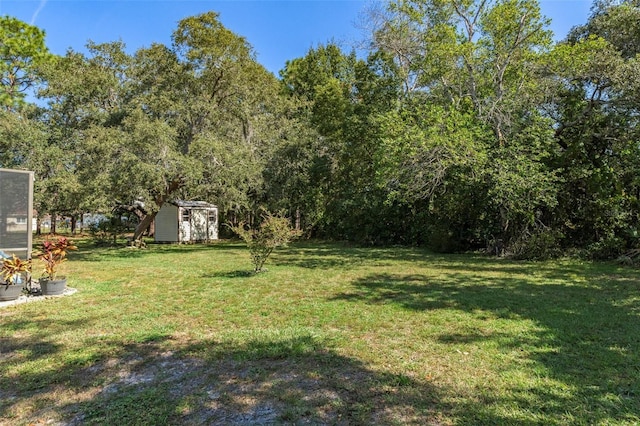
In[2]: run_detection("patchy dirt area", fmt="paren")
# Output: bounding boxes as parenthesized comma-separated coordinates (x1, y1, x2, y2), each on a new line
(63, 352, 372, 425)
(4, 341, 444, 425)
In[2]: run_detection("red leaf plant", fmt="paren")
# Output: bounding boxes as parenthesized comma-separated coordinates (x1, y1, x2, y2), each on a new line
(37, 237, 78, 280)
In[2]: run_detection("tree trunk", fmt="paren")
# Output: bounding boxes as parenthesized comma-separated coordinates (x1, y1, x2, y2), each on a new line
(131, 178, 183, 242)
(50, 213, 57, 234)
(132, 212, 157, 241)
(71, 215, 77, 234)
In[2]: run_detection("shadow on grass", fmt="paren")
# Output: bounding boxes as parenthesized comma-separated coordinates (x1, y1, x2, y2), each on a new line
(333, 271, 640, 424)
(68, 240, 245, 263)
(0, 317, 95, 366)
(203, 270, 256, 279)
(0, 328, 446, 425)
(273, 242, 441, 269)
(275, 242, 626, 283)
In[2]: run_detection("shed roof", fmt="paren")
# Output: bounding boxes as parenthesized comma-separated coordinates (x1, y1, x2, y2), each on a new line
(170, 200, 217, 209)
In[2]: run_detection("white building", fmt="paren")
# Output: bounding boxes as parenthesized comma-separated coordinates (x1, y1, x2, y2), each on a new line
(154, 200, 218, 243)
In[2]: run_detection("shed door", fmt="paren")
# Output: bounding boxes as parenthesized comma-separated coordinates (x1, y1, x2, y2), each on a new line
(179, 208, 191, 241)
(191, 209, 208, 241)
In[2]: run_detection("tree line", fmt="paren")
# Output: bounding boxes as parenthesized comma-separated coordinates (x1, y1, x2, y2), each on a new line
(1, 0, 639, 259)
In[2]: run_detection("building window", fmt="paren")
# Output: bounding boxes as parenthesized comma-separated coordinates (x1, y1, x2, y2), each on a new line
(181, 210, 190, 222)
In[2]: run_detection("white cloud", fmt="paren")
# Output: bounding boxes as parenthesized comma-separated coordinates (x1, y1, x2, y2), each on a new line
(30, 0, 47, 25)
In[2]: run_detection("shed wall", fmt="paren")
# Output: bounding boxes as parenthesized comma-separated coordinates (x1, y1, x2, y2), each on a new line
(154, 204, 179, 243)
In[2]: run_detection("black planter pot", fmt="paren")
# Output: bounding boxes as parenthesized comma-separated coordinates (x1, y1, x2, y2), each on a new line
(40, 278, 67, 296)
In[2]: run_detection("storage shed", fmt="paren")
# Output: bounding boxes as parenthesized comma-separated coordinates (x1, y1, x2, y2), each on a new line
(154, 200, 218, 243)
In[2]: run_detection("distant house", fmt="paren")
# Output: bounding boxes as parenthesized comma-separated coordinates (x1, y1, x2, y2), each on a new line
(154, 200, 218, 243)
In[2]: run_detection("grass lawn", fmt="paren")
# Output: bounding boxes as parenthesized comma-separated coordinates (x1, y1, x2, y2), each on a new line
(1, 239, 639, 425)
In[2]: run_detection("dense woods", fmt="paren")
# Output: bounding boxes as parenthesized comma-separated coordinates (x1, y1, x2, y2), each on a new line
(1, 0, 640, 259)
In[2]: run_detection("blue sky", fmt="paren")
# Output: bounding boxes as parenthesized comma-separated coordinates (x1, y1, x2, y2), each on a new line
(0, 0, 592, 76)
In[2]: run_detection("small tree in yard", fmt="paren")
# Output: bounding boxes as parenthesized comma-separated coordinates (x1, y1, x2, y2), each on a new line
(231, 213, 301, 273)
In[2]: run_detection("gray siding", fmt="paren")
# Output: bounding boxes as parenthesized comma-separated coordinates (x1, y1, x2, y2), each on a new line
(154, 204, 179, 242)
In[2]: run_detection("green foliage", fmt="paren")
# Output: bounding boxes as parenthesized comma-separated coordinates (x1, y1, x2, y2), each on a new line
(88, 215, 134, 247)
(230, 213, 301, 273)
(0, 107, 48, 170)
(568, 0, 640, 59)
(5, 2, 640, 260)
(34, 13, 289, 241)
(584, 235, 627, 261)
(546, 1, 640, 252)
(0, 15, 51, 110)
(509, 227, 564, 260)
(362, 0, 559, 251)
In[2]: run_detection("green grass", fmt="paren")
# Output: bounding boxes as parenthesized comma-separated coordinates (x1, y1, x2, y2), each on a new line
(1, 239, 640, 425)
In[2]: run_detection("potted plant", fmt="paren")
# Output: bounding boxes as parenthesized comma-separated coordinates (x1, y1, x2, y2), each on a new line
(37, 237, 77, 296)
(0, 254, 31, 301)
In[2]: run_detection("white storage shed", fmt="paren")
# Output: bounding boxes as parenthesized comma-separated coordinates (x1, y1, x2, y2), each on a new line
(154, 200, 218, 243)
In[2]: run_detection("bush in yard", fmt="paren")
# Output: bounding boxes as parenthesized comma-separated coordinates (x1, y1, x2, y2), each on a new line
(88, 215, 132, 246)
(584, 235, 626, 260)
(230, 213, 301, 273)
(509, 227, 564, 260)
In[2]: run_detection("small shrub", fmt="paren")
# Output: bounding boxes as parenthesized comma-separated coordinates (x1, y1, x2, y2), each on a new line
(584, 236, 626, 260)
(510, 228, 564, 260)
(426, 223, 464, 253)
(89, 215, 131, 246)
(230, 213, 301, 273)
